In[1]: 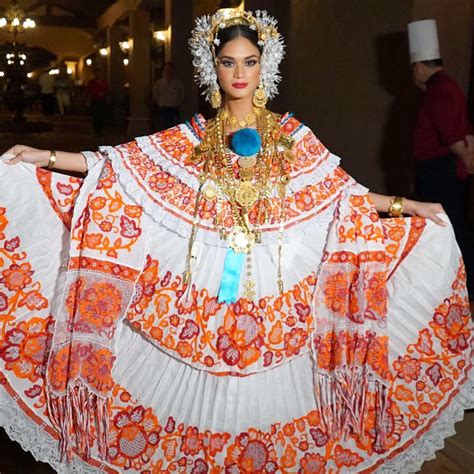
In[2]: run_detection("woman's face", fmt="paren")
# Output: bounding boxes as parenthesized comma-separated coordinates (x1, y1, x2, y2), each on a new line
(216, 36, 261, 103)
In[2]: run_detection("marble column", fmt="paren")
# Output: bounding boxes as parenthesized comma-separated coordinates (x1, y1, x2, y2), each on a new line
(107, 25, 126, 126)
(127, 7, 153, 137)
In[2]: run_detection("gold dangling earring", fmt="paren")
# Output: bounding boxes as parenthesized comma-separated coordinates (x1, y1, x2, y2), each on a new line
(210, 88, 222, 109)
(253, 84, 267, 108)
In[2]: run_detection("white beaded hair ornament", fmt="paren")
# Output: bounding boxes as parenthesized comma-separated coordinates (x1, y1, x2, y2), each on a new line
(189, 9, 285, 103)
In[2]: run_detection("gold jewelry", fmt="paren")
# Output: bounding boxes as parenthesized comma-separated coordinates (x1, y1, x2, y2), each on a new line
(388, 196, 404, 217)
(228, 226, 256, 253)
(210, 89, 222, 109)
(183, 107, 285, 301)
(47, 150, 57, 170)
(253, 85, 268, 108)
(235, 181, 258, 209)
(221, 108, 260, 129)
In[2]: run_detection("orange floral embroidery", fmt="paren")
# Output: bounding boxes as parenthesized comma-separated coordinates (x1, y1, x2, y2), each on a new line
(283, 327, 308, 356)
(127, 259, 317, 373)
(298, 453, 326, 473)
(393, 355, 421, 383)
(108, 405, 160, 469)
(72, 169, 143, 258)
(0, 316, 53, 382)
(1, 262, 34, 292)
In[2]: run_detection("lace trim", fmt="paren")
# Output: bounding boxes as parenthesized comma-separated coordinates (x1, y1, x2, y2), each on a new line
(0, 369, 472, 473)
(81, 151, 102, 172)
(134, 124, 344, 195)
(0, 382, 107, 473)
(378, 371, 474, 473)
(100, 143, 367, 246)
(135, 124, 201, 190)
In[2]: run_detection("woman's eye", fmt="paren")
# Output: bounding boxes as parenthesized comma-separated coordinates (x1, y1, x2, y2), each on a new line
(245, 60, 258, 67)
(221, 60, 233, 67)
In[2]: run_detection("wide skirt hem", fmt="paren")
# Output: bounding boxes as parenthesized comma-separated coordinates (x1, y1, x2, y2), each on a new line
(1, 373, 473, 473)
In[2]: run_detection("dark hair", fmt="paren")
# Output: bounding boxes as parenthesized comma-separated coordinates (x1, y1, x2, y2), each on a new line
(419, 58, 443, 68)
(215, 24, 262, 56)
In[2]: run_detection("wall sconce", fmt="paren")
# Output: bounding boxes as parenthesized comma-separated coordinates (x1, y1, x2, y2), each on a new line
(27, 72, 32, 78)
(119, 39, 131, 52)
(153, 30, 167, 43)
(99, 47, 109, 57)
(123, 58, 129, 66)
(85, 58, 92, 66)
(0, 71, 4, 77)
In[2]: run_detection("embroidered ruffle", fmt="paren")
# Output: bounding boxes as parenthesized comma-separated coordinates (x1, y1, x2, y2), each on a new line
(133, 117, 347, 196)
(1, 365, 471, 473)
(99, 114, 368, 247)
(101, 142, 367, 247)
(134, 124, 202, 190)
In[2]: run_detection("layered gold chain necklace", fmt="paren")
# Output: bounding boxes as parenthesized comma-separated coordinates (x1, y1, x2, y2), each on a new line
(185, 107, 294, 302)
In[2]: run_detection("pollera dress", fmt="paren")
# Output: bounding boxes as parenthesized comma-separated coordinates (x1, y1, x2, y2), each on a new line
(0, 113, 472, 473)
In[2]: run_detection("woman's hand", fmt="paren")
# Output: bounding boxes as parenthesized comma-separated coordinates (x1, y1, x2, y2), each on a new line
(403, 199, 447, 226)
(2, 145, 50, 167)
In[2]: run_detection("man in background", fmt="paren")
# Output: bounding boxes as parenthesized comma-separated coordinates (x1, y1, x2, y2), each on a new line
(152, 62, 184, 131)
(408, 19, 473, 296)
(87, 68, 108, 137)
(38, 70, 55, 116)
(55, 64, 72, 116)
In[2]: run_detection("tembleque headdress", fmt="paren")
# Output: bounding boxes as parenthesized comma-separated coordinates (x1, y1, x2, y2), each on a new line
(189, 9, 285, 103)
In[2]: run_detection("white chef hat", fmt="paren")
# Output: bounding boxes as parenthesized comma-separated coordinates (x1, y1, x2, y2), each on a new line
(408, 19, 441, 63)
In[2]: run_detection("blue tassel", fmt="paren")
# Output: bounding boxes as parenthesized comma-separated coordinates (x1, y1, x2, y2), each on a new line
(218, 248, 246, 304)
(230, 128, 261, 157)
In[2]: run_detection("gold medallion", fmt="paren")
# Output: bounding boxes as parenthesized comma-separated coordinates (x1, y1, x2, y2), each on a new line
(203, 186, 217, 201)
(239, 169, 253, 181)
(238, 156, 257, 168)
(235, 182, 258, 208)
(228, 227, 255, 253)
(278, 134, 295, 150)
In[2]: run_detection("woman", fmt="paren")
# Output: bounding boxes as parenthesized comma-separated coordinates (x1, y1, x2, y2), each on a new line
(0, 9, 472, 473)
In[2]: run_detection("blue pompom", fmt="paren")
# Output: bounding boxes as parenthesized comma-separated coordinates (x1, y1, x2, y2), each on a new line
(230, 128, 261, 157)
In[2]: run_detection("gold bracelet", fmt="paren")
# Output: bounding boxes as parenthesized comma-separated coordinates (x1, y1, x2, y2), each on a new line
(388, 196, 404, 217)
(47, 150, 57, 170)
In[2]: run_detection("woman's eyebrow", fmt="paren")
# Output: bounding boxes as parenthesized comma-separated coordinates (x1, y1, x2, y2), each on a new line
(218, 55, 259, 60)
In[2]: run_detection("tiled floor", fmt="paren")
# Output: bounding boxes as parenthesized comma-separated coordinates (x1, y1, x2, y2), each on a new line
(0, 112, 472, 473)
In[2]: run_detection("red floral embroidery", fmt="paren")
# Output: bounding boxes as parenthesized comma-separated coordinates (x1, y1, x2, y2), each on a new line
(1, 262, 34, 291)
(393, 355, 421, 383)
(108, 405, 161, 469)
(0, 317, 52, 382)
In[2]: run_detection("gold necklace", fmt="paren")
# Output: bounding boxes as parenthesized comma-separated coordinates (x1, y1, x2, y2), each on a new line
(221, 107, 261, 130)
(183, 108, 291, 301)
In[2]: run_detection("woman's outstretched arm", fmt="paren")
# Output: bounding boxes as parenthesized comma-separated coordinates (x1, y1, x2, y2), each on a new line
(368, 192, 446, 226)
(2, 145, 88, 174)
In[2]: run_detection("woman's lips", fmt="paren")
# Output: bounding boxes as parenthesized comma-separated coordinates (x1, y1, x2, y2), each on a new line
(232, 82, 248, 89)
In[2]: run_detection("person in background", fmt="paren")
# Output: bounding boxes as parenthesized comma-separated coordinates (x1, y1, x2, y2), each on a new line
(152, 62, 184, 130)
(55, 64, 72, 116)
(87, 68, 108, 136)
(38, 69, 55, 116)
(408, 19, 474, 297)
